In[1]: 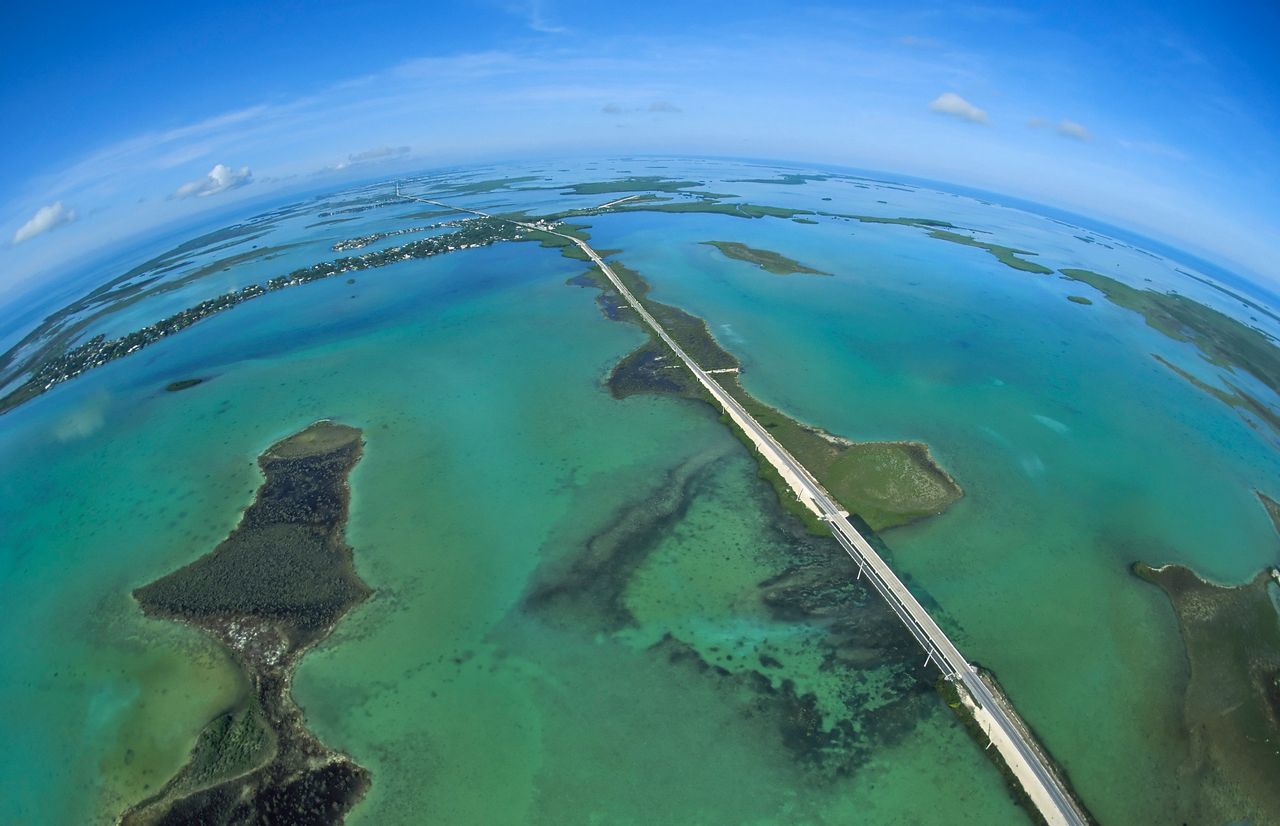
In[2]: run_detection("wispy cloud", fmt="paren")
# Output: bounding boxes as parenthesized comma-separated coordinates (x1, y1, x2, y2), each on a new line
(929, 92, 987, 123)
(349, 145, 411, 163)
(322, 145, 413, 173)
(505, 1, 565, 34)
(172, 163, 253, 199)
(12, 201, 76, 244)
(1029, 117, 1093, 141)
(1056, 119, 1091, 141)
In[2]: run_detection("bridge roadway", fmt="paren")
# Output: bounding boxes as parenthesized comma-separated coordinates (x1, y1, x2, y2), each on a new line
(400, 189, 1088, 826)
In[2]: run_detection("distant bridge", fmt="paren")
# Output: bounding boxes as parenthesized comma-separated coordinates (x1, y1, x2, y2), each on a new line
(397, 185, 1090, 826)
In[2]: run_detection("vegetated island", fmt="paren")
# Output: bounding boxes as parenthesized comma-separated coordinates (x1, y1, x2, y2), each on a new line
(1060, 268, 1280, 438)
(121, 421, 370, 825)
(701, 240, 830, 276)
(1133, 547, 1280, 823)
(553, 231, 962, 534)
(0, 217, 530, 416)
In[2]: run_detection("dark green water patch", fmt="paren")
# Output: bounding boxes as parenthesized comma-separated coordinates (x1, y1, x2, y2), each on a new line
(123, 421, 371, 825)
(523, 450, 729, 630)
(1134, 560, 1280, 824)
(522, 442, 939, 785)
(655, 633, 934, 784)
(164, 378, 206, 392)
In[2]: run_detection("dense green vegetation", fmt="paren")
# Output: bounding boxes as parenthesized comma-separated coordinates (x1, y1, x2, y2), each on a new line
(720, 382, 963, 531)
(926, 229, 1054, 274)
(134, 421, 369, 638)
(124, 422, 371, 826)
(559, 175, 706, 195)
(180, 700, 275, 791)
(1067, 295, 1093, 305)
(702, 240, 830, 276)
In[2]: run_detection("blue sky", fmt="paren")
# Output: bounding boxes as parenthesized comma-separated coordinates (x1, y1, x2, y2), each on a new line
(1, 0, 1277, 302)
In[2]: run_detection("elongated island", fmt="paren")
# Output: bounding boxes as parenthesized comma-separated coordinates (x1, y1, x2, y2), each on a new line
(122, 421, 370, 826)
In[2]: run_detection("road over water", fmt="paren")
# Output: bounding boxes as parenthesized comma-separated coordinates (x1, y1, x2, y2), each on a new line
(404, 188, 1090, 826)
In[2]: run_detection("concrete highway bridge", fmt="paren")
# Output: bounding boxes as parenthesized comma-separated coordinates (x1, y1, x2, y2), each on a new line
(399, 186, 1090, 826)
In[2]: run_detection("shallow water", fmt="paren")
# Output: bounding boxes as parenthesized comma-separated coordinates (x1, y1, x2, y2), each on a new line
(2, 158, 1277, 824)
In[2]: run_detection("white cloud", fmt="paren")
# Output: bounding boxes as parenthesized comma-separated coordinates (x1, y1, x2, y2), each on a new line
(1056, 120, 1091, 141)
(929, 92, 987, 123)
(171, 163, 253, 199)
(12, 201, 77, 244)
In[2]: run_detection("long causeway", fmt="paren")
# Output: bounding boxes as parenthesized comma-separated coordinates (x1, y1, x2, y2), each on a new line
(402, 188, 1090, 826)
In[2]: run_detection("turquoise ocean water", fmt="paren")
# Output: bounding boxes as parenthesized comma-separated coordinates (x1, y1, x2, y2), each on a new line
(1, 158, 1277, 824)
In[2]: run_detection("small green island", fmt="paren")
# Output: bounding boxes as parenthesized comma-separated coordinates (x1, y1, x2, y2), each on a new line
(702, 240, 830, 276)
(122, 421, 371, 826)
